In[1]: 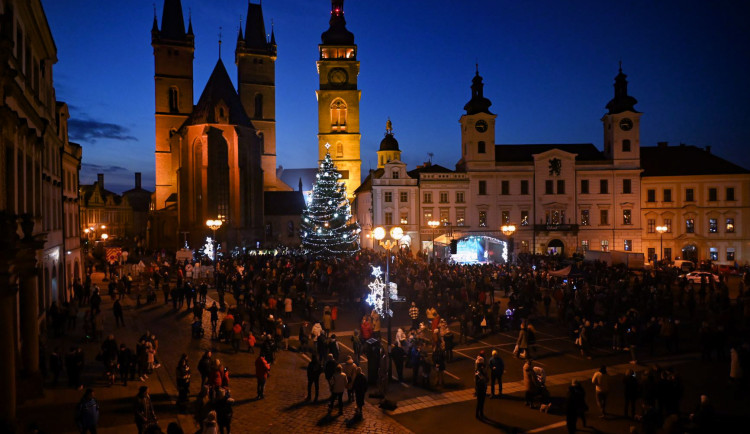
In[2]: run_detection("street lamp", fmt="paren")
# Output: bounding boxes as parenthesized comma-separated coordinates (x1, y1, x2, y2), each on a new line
(373, 225, 403, 391)
(428, 220, 440, 263)
(501, 224, 516, 266)
(101, 233, 109, 241)
(656, 225, 668, 264)
(206, 219, 223, 286)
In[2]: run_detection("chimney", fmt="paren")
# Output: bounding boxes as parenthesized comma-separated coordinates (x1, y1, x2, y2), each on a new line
(657, 141, 668, 148)
(705, 146, 711, 154)
(135, 172, 142, 189)
(97, 173, 104, 189)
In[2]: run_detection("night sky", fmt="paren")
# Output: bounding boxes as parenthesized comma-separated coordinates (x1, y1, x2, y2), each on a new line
(43, 0, 750, 193)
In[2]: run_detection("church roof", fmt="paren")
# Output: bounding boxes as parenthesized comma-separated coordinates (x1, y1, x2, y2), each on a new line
(159, 0, 187, 41)
(182, 59, 253, 128)
(244, 2, 268, 48)
(494, 143, 606, 162)
(606, 66, 639, 114)
(640, 144, 750, 177)
(264, 191, 306, 216)
(464, 69, 493, 115)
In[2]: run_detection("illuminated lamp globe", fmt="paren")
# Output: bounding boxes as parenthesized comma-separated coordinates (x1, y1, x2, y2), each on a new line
(373, 227, 386, 241)
(390, 226, 404, 241)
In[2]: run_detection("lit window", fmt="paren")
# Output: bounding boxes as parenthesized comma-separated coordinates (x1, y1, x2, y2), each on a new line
(709, 248, 718, 261)
(400, 214, 408, 225)
(440, 209, 449, 223)
(624, 239, 632, 251)
(581, 240, 589, 252)
(686, 219, 695, 233)
(709, 218, 717, 233)
(623, 209, 632, 225)
(727, 248, 735, 261)
(479, 211, 487, 227)
(423, 209, 433, 224)
(330, 99, 347, 130)
(726, 218, 735, 233)
(521, 211, 529, 226)
(501, 211, 510, 224)
(581, 210, 590, 226)
(664, 218, 672, 233)
(601, 240, 609, 252)
(456, 209, 465, 226)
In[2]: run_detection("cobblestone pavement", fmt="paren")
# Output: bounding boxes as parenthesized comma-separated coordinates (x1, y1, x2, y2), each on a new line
(17, 273, 412, 433)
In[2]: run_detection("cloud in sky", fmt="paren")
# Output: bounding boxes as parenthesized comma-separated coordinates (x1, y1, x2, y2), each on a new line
(68, 118, 137, 143)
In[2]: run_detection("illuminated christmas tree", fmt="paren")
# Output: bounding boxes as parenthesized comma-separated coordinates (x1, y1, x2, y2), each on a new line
(300, 144, 360, 256)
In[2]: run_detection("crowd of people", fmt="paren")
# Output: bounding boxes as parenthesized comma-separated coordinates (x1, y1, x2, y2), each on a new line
(33, 246, 750, 433)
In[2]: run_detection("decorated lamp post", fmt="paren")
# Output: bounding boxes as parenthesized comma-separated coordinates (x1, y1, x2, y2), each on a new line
(206, 219, 223, 285)
(656, 225, 668, 263)
(428, 220, 440, 263)
(501, 223, 516, 267)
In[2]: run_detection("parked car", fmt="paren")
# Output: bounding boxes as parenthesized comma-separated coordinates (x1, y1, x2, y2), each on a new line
(672, 260, 695, 272)
(679, 271, 720, 284)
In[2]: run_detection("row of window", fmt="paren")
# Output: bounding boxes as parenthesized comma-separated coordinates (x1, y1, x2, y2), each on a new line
(474, 178, 633, 196)
(646, 187, 736, 203)
(579, 239, 631, 252)
(417, 191, 466, 204)
(646, 218, 735, 234)
(646, 247, 737, 262)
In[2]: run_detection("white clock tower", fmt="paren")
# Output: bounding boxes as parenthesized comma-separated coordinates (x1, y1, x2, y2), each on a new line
(602, 64, 641, 166)
(460, 67, 497, 170)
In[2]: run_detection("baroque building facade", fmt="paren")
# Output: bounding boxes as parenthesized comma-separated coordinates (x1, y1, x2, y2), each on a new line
(0, 0, 82, 424)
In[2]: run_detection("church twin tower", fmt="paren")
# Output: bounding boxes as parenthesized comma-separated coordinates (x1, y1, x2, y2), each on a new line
(152, 0, 362, 212)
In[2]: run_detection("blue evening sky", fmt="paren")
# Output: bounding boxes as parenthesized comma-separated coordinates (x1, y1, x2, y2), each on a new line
(43, 0, 750, 193)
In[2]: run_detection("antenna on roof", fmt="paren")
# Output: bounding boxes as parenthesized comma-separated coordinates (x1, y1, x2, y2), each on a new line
(218, 26, 223, 59)
(428, 152, 434, 163)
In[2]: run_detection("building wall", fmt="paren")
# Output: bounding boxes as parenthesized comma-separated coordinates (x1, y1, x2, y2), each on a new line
(372, 161, 419, 251)
(641, 174, 750, 265)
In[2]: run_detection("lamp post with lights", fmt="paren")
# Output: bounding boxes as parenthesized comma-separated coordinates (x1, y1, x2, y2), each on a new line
(373, 226, 403, 352)
(656, 225, 668, 264)
(427, 220, 440, 263)
(206, 219, 223, 286)
(501, 224, 516, 268)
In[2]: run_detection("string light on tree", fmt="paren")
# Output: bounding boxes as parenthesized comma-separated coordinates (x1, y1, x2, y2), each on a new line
(300, 143, 361, 256)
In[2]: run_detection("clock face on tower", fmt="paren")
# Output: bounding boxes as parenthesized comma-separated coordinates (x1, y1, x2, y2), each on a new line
(475, 119, 488, 133)
(619, 118, 633, 131)
(328, 68, 348, 85)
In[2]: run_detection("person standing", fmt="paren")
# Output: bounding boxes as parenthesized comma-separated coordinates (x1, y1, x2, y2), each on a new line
(49, 347, 63, 386)
(351, 329, 362, 364)
(328, 364, 347, 416)
(305, 355, 322, 402)
(215, 388, 233, 434)
(198, 350, 212, 385)
(489, 350, 505, 398)
(176, 354, 191, 411)
(353, 366, 368, 419)
(113, 299, 125, 327)
(118, 344, 133, 386)
(409, 302, 420, 330)
(255, 354, 271, 399)
(591, 365, 610, 417)
(475, 367, 488, 419)
(623, 369, 639, 419)
(390, 343, 406, 383)
(134, 386, 157, 434)
(566, 380, 588, 433)
(75, 388, 100, 434)
(342, 355, 357, 403)
(516, 322, 529, 359)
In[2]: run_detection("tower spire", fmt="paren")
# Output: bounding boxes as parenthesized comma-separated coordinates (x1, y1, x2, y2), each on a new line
(606, 63, 639, 114)
(152, 3, 158, 33)
(187, 8, 193, 36)
(159, 0, 188, 41)
(218, 27, 223, 59)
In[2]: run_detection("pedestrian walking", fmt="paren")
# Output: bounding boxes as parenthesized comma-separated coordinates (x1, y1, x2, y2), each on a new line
(75, 388, 100, 434)
(353, 366, 368, 419)
(134, 386, 157, 434)
(566, 380, 588, 433)
(475, 366, 488, 419)
(328, 364, 347, 415)
(592, 365, 610, 417)
(489, 350, 505, 397)
(255, 354, 271, 399)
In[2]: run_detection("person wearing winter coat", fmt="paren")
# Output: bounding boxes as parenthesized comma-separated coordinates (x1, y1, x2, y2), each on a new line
(353, 367, 368, 418)
(351, 329, 363, 363)
(489, 350, 505, 397)
(75, 388, 100, 434)
(202, 410, 219, 434)
(390, 343, 406, 382)
(328, 334, 340, 361)
(342, 355, 357, 402)
(134, 386, 157, 434)
(255, 354, 271, 399)
(198, 350, 212, 385)
(324, 353, 338, 385)
(475, 367, 488, 419)
(214, 388, 233, 434)
(566, 380, 588, 433)
(328, 364, 348, 415)
(623, 369, 639, 419)
(306, 355, 322, 402)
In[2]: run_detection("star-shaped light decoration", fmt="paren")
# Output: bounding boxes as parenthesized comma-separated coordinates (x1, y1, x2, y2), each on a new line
(366, 265, 389, 317)
(371, 266, 383, 279)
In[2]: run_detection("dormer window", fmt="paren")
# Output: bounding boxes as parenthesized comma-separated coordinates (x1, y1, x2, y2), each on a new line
(392, 170, 399, 179)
